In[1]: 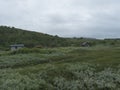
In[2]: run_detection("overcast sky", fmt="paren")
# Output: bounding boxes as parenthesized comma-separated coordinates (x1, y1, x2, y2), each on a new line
(0, 0, 120, 39)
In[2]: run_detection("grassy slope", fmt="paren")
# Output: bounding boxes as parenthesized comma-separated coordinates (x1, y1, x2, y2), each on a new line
(0, 47, 120, 89)
(0, 26, 120, 51)
(0, 26, 67, 49)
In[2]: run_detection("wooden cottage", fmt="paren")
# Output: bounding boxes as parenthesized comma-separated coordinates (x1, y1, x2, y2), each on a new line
(10, 44, 24, 51)
(81, 42, 91, 47)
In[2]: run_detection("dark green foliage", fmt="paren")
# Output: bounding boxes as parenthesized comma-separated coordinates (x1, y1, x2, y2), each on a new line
(1, 26, 120, 50)
(0, 26, 68, 49)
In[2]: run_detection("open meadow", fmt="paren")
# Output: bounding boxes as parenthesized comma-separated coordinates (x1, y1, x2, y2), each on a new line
(0, 46, 120, 90)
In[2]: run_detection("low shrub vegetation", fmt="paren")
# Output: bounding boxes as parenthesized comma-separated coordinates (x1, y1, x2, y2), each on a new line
(0, 47, 120, 90)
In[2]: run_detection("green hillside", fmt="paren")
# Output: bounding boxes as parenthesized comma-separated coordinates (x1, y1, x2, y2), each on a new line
(0, 26, 120, 89)
(0, 26, 100, 50)
(0, 26, 120, 50)
(0, 26, 68, 49)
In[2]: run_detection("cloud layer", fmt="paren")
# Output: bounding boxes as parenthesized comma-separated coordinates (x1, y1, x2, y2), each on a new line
(0, 0, 120, 38)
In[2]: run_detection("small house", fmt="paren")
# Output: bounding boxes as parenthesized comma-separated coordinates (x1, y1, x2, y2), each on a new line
(81, 42, 91, 47)
(10, 44, 24, 51)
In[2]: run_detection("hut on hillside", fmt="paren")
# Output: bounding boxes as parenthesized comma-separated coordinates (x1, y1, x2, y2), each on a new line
(81, 42, 91, 47)
(10, 44, 24, 51)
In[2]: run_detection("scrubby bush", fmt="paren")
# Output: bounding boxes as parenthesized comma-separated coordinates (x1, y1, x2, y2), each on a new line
(0, 47, 120, 90)
(8, 48, 59, 55)
(0, 63, 120, 90)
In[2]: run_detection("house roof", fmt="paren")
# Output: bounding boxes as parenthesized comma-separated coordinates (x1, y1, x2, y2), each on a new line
(10, 44, 24, 47)
(82, 42, 90, 45)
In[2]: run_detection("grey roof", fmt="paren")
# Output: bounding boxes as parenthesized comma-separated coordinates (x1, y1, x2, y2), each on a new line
(10, 44, 24, 47)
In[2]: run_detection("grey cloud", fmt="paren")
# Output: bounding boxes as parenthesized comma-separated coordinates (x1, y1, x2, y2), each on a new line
(0, 0, 120, 38)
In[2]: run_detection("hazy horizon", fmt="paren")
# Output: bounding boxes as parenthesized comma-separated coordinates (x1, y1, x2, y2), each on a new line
(0, 0, 120, 39)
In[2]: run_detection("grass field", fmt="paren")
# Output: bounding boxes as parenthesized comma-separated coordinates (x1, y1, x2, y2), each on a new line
(0, 47, 120, 90)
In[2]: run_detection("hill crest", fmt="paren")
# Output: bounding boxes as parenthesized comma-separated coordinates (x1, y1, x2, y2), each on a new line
(0, 26, 66, 49)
